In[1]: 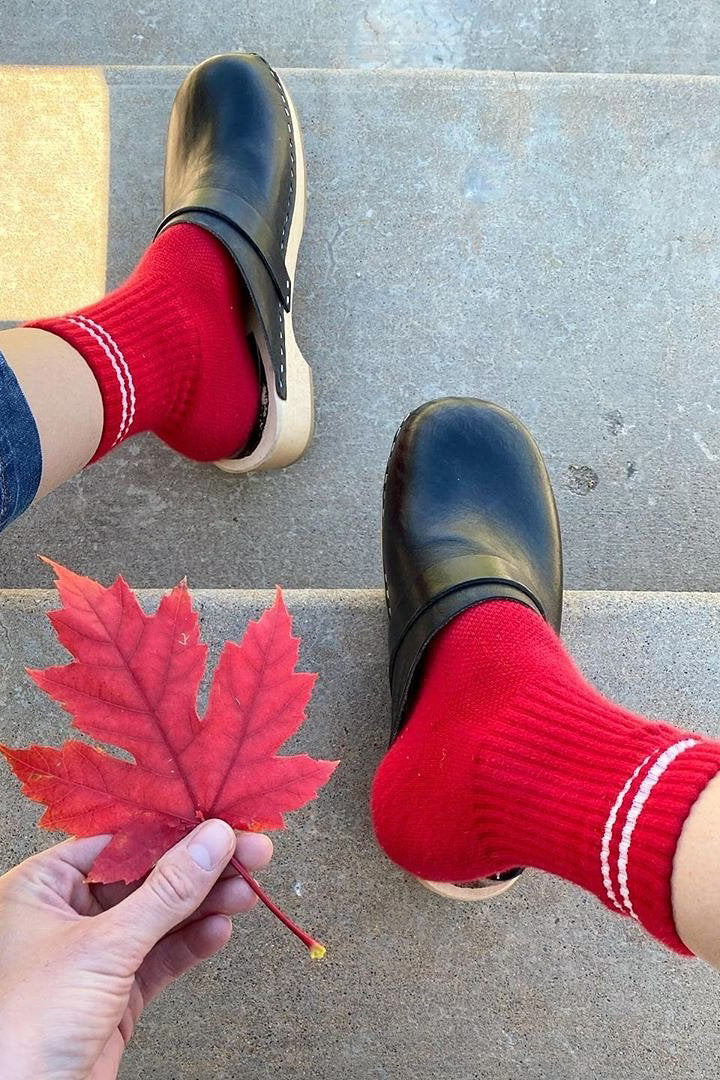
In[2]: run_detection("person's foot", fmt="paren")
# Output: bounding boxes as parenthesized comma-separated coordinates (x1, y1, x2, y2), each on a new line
(158, 53, 312, 473)
(28, 53, 312, 472)
(371, 398, 720, 954)
(376, 397, 562, 899)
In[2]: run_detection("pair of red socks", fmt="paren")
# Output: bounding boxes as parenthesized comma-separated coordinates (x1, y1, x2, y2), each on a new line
(35, 225, 720, 956)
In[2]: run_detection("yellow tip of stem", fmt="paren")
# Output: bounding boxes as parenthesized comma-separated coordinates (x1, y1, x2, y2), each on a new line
(309, 942, 326, 960)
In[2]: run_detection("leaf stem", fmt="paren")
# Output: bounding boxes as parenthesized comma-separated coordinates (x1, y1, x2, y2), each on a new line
(230, 856, 326, 959)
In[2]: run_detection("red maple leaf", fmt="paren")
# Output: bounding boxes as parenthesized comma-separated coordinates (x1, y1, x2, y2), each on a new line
(0, 560, 338, 956)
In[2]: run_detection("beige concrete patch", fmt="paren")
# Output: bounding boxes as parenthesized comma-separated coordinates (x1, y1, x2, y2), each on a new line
(0, 67, 108, 321)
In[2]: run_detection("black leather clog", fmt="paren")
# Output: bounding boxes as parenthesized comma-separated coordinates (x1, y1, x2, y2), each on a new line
(156, 53, 313, 473)
(382, 397, 563, 901)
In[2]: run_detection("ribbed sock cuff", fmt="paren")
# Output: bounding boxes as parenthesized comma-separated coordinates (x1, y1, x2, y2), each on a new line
(490, 675, 720, 955)
(27, 278, 196, 461)
(627, 739, 720, 953)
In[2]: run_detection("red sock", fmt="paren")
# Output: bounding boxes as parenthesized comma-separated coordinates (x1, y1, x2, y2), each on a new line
(28, 224, 261, 463)
(371, 600, 720, 954)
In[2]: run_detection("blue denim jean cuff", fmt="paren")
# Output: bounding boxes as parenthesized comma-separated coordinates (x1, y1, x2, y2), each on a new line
(0, 346, 42, 532)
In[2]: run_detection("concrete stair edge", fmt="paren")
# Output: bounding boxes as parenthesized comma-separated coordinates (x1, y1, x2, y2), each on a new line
(2, 586, 720, 604)
(101, 63, 720, 84)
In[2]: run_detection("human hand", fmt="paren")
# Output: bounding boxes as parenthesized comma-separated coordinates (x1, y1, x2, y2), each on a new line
(0, 820, 272, 1080)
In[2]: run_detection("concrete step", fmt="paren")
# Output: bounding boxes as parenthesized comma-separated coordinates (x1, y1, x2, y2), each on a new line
(1, 67, 719, 591)
(2, 1, 719, 74)
(1, 586, 719, 1079)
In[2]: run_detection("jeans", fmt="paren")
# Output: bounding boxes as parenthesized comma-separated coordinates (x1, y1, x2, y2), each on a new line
(0, 348, 42, 533)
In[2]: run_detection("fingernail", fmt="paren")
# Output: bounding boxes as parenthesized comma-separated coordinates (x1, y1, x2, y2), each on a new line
(237, 832, 274, 867)
(188, 820, 233, 871)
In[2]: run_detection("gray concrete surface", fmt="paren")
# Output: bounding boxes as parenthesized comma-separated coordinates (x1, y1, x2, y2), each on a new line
(1, 68, 719, 592)
(1, 586, 720, 1078)
(2, 0, 719, 73)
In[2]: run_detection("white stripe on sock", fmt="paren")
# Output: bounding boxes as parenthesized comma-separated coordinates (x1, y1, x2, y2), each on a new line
(616, 738, 698, 919)
(66, 317, 128, 444)
(600, 752, 656, 912)
(75, 315, 136, 436)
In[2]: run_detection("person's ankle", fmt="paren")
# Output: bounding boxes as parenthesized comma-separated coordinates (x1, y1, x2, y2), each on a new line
(25, 223, 262, 465)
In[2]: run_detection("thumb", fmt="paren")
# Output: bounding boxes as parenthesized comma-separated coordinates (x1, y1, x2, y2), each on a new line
(102, 819, 236, 962)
